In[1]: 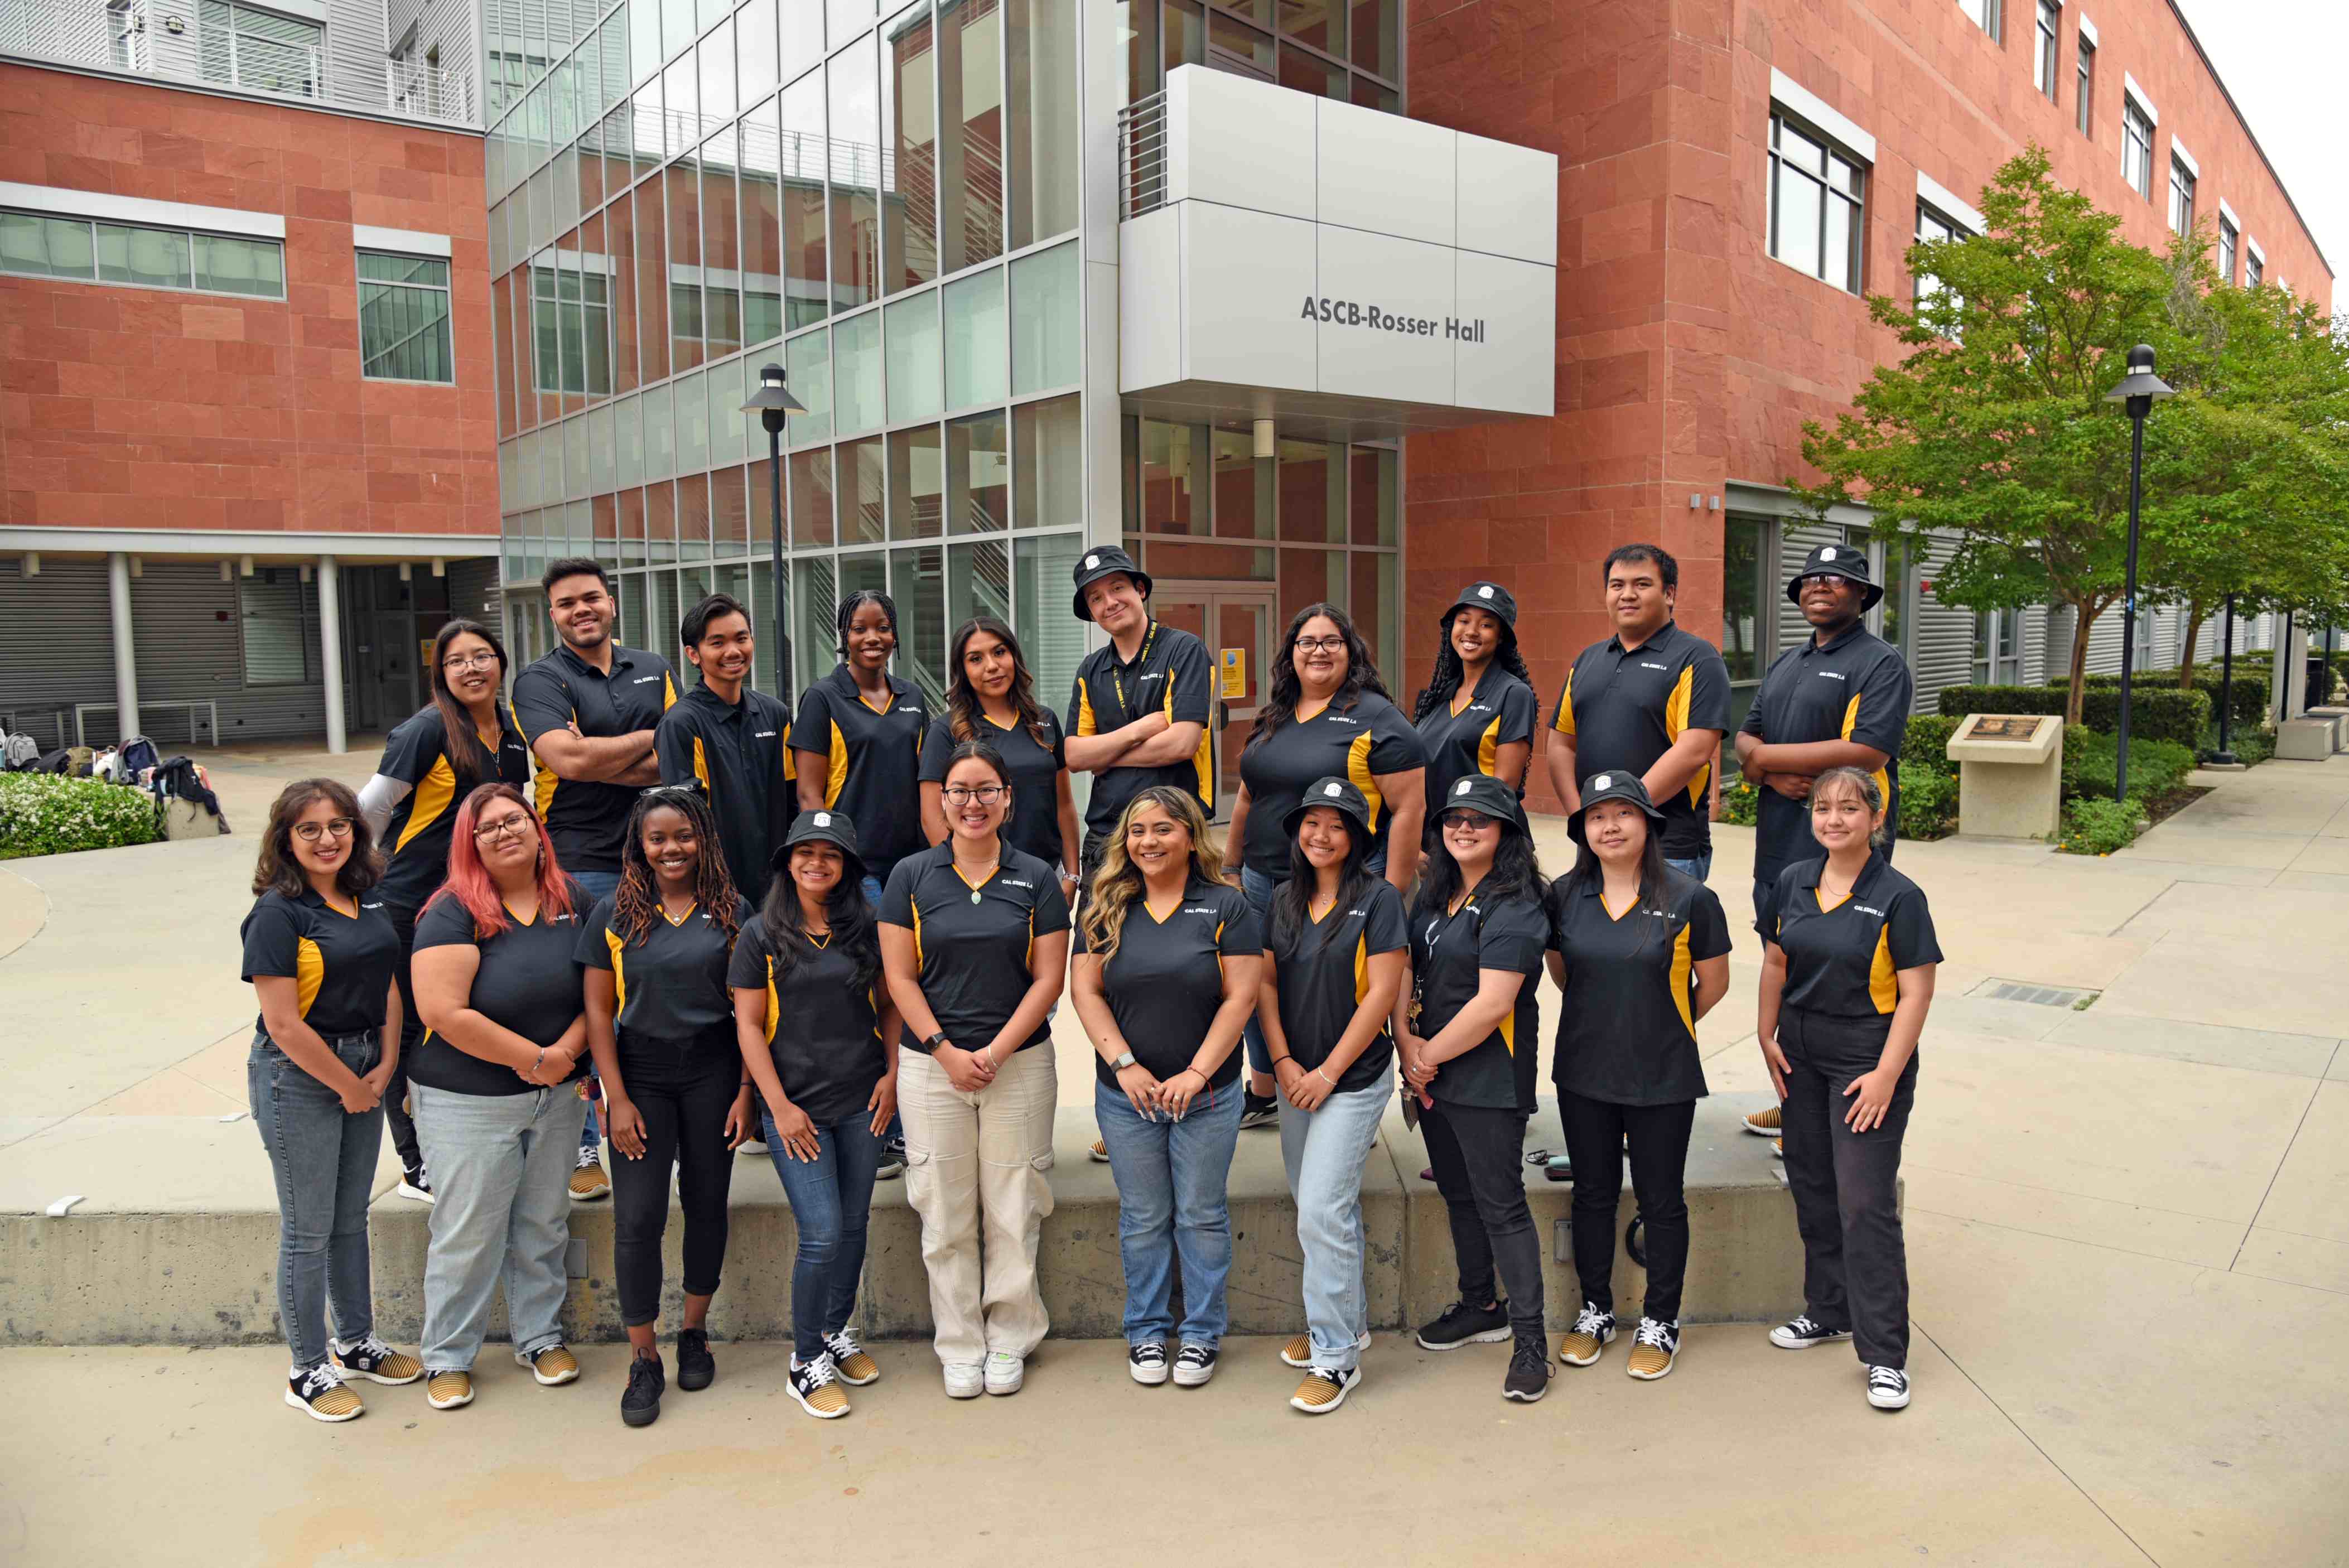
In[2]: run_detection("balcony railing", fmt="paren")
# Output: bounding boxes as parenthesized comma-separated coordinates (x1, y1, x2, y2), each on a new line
(0, 0, 476, 126)
(1118, 91, 1169, 220)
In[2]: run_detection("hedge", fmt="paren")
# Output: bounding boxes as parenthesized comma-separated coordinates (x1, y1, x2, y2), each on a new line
(1938, 683, 2210, 749)
(0, 773, 161, 860)
(2067, 672, 2266, 735)
(2061, 730, 2197, 803)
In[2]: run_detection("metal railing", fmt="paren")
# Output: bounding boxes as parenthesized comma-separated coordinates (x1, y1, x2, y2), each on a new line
(1118, 91, 1169, 220)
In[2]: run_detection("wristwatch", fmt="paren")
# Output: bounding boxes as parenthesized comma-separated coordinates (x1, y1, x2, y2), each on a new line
(1110, 1050, 1137, 1071)
(924, 1031, 952, 1053)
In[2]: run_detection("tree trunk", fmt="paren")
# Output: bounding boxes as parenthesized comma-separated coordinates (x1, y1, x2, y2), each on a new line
(2177, 600, 2208, 689)
(2062, 597, 2100, 726)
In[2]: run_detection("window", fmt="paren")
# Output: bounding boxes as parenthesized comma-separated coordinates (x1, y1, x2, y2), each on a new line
(0, 209, 284, 298)
(1962, 0, 2000, 41)
(2246, 246, 2263, 288)
(1913, 201, 1968, 323)
(2034, 1, 2059, 100)
(239, 573, 320, 686)
(199, 0, 323, 99)
(2168, 156, 2195, 238)
(2076, 34, 2094, 133)
(358, 251, 455, 382)
(1973, 608, 2023, 685)
(2218, 215, 2238, 283)
(1768, 112, 1867, 293)
(2122, 97, 2154, 199)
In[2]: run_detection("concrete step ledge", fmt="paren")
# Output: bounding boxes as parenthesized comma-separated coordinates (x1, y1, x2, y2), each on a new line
(2, 1097, 1831, 1347)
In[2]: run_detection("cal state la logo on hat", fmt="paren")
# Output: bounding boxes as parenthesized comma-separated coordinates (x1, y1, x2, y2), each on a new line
(1594, 773, 1613, 790)
(1455, 778, 1474, 796)
(1477, 585, 1494, 599)
(814, 811, 831, 827)
(1323, 782, 1343, 797)
(1084, 553, 1100, 570)
(1819, 546, 1836, 561)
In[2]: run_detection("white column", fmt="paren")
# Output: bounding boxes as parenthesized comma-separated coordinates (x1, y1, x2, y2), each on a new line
(317, 554, 346, 755)
(106, 551, 141, 741)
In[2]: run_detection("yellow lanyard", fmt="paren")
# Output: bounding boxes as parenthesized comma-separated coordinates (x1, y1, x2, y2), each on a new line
(1108, 621, 1159, 723)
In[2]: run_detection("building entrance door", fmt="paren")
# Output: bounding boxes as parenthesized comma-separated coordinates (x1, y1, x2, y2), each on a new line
(1148, 580, 1276, 821)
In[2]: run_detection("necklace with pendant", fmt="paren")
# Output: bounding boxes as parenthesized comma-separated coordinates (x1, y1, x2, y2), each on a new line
(960, 858, 999, 903)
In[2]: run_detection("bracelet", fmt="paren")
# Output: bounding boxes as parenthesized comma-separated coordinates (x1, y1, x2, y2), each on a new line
(1314, 1067, 1335, 1087)
(531, 1047, 545, 1077)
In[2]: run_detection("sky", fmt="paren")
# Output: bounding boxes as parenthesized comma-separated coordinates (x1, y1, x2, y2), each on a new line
(2172, 0, 2348, 290)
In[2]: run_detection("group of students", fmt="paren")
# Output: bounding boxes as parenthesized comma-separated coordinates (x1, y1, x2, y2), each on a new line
(238, 534, 1940, 1430)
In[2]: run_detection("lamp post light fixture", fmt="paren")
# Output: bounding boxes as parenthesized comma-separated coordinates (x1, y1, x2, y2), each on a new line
(2102, 342, 2175, 804)
(739, 363, 807, 701)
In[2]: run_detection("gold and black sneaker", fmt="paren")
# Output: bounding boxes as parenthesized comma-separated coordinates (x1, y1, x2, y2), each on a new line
(825, 1329, 880, 1385)
(516, 1344, 580, 1386)
(426, 1370, 474, 1410)
(569, 1149, 611, 1202)
(1288, 1364, 1361, 1415)
(331, 1334, 422, 1385)
(1626, 1317, 1679, 1380)
(284, 1363, 364, 1422)
(1089, 1137, 1110, 1163)
(787, 1354, 851, 1419)
(1281, 1328, 1369, 1369)
(1743, 1104, 1783, 1137)
(1558, 1302, 1617, 1367)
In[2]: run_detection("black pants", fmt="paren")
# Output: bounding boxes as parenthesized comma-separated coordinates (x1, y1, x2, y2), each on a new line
(1778, 1006, 1914, 1369)
(1420, 1102, 1545, 1339)
(383, 902, 424, 1175)
(610, 1038, 738, 1329)
(1557, 1089, 1696, 1323)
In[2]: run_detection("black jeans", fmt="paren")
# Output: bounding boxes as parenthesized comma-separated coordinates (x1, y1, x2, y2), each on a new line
(610, 1038, 739, 1329)
(1778, 1006, 1914, 1369)
(383, 901, 424, 1175)
(1557, 1089, 1696, 1323)
(1419, 1102, 1545, 1340)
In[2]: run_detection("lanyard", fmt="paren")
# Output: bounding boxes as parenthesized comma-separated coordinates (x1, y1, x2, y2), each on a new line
(1107, 621, 1159, 725)
(1410, 895, 1480, 1024)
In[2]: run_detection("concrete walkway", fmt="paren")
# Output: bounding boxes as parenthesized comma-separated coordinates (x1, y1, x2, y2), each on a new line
(3, 747, 2346, 1565)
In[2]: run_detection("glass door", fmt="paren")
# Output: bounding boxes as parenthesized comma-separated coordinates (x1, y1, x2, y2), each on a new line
(1150, 580, 1276, 820)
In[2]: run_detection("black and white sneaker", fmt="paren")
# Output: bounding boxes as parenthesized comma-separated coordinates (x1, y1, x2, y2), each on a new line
(787, 1354, 851, 1418)
(329, 1333, 422, 1384)
(876, 1135, 908, 1180)
(1503, 1335, 1552, 1402)
(284, 1362, 363, 1422)
(1866, 1366, 1911, 1410)
(1173, 1344, 1218, 1387)
(396, 1163, 435, 1204)
(1769, 1314, 1853, 1350)
(1416, 1297, 1511, 1351)
(1128, 1342, 1169, 1386)
(1238, 1092, 1280, 1130)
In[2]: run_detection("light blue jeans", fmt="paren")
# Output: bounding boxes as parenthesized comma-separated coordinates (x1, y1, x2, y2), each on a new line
(1096, 1078, 1245, 1349)
(1277, 1078, 1390, 1372)
(1665, 852, 1714, 883)
(247, 1030, 383, 1370)
(414, 1082, 589, 1373)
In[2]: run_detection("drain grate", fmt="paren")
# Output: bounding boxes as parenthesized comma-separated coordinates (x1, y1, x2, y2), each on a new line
(1969, 978, 2098, 1009)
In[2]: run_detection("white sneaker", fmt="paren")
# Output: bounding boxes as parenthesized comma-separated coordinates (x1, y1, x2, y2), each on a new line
(737, 1138, 769, 1155)
(942, 1361, 985, 1399)
(396, 1164, 435, 1204)
(1866, 1366, 1911, 1410)
(983, 1350, 1024, 1396)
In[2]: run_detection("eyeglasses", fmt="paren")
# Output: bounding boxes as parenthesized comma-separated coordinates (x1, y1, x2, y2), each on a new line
(940, 784, 1006, 805)
(441, 651, 500, 672)
(292, 817, 355, 843)
(472, 813, 535, 842)
(1798, 574, 1854, 592)
(1440, 811, 1499, 832)
(1294, 635, 1348, 654)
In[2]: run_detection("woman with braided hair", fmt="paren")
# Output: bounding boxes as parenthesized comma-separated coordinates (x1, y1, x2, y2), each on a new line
(1411, 582, 1538, 812)
(578, 785, 754, 1428)
(794, 590, 930, 903)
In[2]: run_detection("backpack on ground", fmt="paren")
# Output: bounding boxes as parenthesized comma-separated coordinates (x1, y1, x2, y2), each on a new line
(117, 735, 161, 779)
(0, 730, 37, 771)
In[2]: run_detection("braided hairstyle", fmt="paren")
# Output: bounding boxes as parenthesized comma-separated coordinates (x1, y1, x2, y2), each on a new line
(835, 588, 899, 660)
(609, 785, 742, 949)
(1411, 603, 1534, 723)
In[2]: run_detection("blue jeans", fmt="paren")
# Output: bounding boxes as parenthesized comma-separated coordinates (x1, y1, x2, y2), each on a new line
(248, 1030, 384, 1370)
(1239, 867, 1281, 1077)
(1277, 1079, 1390, 1372)
(1665, 852, 1713, 882)
(413, 1081, 589, 1373)
(765, 1107, 885, 1363)
(570, 869, 623, 1153)
(1095, 1079, 1245, 1349)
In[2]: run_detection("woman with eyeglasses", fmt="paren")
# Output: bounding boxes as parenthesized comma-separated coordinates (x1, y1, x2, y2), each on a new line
(1227, 603, 1426, 1128)
(880, 740, 1071, 1400)
(242, 778, 419, 1421)
(408, 783, 590, 1412)
(1395, 774, 1552, 1403)
(354, 619, 533, 1205)
(578, 787, 753, 1429)
(920, 616, 1082, 911)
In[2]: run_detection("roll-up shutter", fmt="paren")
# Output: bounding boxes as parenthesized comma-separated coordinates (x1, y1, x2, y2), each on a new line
(1903, 535, 1973, 712)
(448, 557, 503, 623)
(1774, 519, 1849, 655)
(0, 558, 114, 749)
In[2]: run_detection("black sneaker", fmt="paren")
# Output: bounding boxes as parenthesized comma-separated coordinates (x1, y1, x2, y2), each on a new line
(1416, 1297, 1511, 1351)
(1503, 1335, 1552, 1402)
(1866, 1365, 1911, 1410)
(876, 1135, 908, 1180)
(620, 1353, 664, 1428)
(1238, 1092, 1280, 1130)
(677, 1328, 716, 1391)
(1769, 1314, 1853, 1350)
(1128, 1341, 1169, 1386)
(1173, 1344, 1218, 1387)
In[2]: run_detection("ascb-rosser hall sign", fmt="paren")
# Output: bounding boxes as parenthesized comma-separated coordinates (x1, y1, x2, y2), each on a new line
(1120, 66, 1556, 433)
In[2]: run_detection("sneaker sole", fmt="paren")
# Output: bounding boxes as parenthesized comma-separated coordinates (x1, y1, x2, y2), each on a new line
(1869, 1390, 1911, 1410)
(1129, 1360, 1169, 1386)
(331, 1359, 423, 1386)
(787, 1386, 850, 1419)
(875, 1164, 906, 1181)
(1172, 1364, 1216, 1388)
(395, 1184, 435, 1204)
(568, 1190, 610, 1203)
(284, 1389, 363, 1422)
(1289, 1377, 1356, 1415)
(515, 1352, 580, 1386)
(428, 1389, 474, 1411)
(677, 1366, 715, 1392)
(985, 1377, 1023, 1396)
(1502, 1377, 1551, 1403)
(1089, 1148, 1111, 1163)
(1282, 1330, 1371, 1369)
(830, 1363, 880, 1387)
(1416, 1325, 1511, 1352)
(1769, 1329, 1852, 1350)
(943, 1381, 984, 1400)
(1741, 1118, 1779, 1136)
(621, 1400, 661, 1428)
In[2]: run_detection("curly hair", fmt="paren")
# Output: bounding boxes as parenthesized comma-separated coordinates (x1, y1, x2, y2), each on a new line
(1079, 786, 1224, 966)
(1245, 601, 1392, 756)
(1410, 604, 1534, 723)
(835, 588, 899, 660)
(609, 785, 741, 949)
(252, 778, 381, 900)
(945, 616, 1053, 751)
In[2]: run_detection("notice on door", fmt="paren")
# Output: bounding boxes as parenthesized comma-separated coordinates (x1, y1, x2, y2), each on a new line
(1220, 648, 1247, 701)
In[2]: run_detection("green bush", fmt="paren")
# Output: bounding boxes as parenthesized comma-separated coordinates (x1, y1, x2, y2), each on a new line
(1906, 713, 1961, 761)
(2201, 722, 2275, 766)
(1719, 776, 1759, 827)
(2062, 730, 2196, 802)
(1899, 760, 1959, 840)
(1938, 683, 2209, 748)
(2055, 795, 2146, 856)
(2069, 672, 2266, 734)
(0, 774, 161, 860)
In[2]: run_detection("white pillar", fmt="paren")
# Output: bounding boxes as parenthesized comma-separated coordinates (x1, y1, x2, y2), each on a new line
(317, 554, 346, 755)
(106, 551, 140, 741)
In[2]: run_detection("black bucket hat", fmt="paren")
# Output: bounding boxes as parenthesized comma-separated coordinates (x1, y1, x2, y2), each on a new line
(1432, 772, 1527, 835)
(1441, 581, 1520, 635)
(1280, 775, 1373, 843)
(1785, 542, 1883, 611)
(771, 807, 870, 885)
(1567, 770, 1667, 846)
(1072, 544, 1154, 622)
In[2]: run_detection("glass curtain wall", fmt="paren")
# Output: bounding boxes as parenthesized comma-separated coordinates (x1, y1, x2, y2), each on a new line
(493, 0, 1085, 710)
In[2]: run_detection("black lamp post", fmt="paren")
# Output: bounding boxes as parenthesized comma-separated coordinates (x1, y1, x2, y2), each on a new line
(2212, 591, 2239, 765)
(2103, 343, 2175, 803)
(739, 363, 807, 700)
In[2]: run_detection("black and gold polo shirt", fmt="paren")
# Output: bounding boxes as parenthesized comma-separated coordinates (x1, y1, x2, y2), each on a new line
(793, 664, 928, 885)
(727, 913, 887, 1126)
(1238, 693, 1425, 876)
(576, 891, 745, 1048)
(1265, 877, 1408, 1094)
(879, 842, 1071, 1055)
(1415, 665, 1537, 809)
(1551, 621, 1731, 859)
(1408, 885, 1547, 1112)
(1073, 876, 1258, 1091)
(1548, 866, 1733, 1106)
(240, 887, 400, 1040)
(374, 701, 533, 911)
(656, 681, 796, 904)
(1738, 623, 1913, 882)
(512, 641, 678, 875)
(1770, 852, 1941, 1018)
(1067, 619, 1215, 840)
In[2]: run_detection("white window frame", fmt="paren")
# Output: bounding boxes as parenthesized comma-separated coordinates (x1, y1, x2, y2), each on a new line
(1766, 74, 1875, 296)
(2121, 96, 2154, 200)
(2075, 31, 2095, 134)
(2167, 154, 2195, 238)
(2034, 1, 2061, 100)
(1960, 0, 2002, 42)
(356, 241, 459, 385)
(0, 184, 287, 301)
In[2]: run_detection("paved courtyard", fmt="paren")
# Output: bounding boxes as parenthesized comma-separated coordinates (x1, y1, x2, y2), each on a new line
(2, 742, 2346, 1566)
